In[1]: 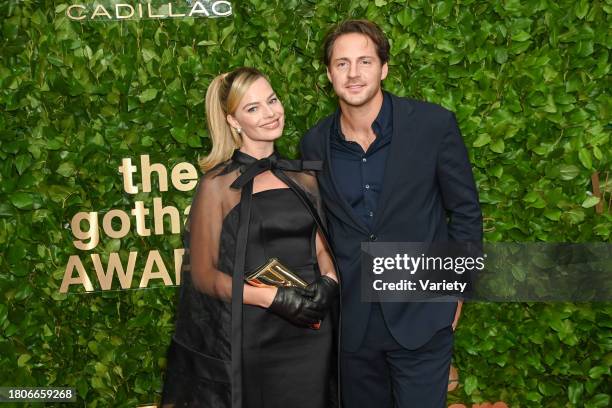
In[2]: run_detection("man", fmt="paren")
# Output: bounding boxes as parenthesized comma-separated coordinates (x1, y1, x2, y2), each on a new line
(300, 20, 482, 407)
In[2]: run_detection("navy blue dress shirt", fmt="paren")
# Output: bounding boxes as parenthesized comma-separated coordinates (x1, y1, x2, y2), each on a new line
(330, 92, 393, 230)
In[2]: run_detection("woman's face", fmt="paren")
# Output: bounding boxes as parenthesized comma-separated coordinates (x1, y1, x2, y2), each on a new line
(227, 76, 285, 145)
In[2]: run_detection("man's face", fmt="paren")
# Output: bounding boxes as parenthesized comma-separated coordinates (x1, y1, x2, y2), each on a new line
(326, 33, 388, 108)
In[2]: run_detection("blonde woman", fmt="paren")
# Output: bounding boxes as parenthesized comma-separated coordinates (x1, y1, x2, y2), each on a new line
(161, 67, 339, 408)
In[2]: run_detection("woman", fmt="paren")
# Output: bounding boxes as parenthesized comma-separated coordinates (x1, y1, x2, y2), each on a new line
(161, 67, 339, 408)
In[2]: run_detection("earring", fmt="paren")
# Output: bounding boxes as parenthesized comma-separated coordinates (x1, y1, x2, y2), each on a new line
(235, 127, 242, 135)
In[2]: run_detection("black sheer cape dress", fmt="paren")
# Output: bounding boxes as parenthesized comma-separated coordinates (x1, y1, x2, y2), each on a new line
(161, 149, 340, 408)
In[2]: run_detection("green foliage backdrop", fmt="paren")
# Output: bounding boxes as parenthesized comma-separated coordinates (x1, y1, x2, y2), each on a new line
(1, 0, 611, 406)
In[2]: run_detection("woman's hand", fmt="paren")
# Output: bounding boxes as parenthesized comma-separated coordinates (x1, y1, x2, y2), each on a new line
(307, 275, 339, 313)
(268, 286, 325, 327)
(244, 285, 277, 308)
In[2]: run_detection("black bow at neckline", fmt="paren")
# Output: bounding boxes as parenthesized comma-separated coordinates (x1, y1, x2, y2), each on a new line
(229, 149, 322, 189)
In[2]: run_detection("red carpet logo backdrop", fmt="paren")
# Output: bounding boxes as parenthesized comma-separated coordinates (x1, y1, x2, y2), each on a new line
(1, 0, 610, 406)
(60, 155, 196, 292)
(64, 1, 233, 21)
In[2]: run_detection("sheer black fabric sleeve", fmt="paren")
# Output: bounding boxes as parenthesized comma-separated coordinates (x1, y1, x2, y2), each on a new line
(188, 173, 233, 300)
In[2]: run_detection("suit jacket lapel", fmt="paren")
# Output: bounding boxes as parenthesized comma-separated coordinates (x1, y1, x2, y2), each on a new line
(372, 95, 415, 230)
(322, 114, 370, 235)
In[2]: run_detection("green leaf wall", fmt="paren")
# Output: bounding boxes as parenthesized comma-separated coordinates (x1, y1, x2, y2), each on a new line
(1, 0, 610, 406)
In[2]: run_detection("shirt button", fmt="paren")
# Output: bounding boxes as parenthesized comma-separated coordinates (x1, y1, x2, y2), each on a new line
(362, 157, 367, 162)
(369, 211, 374, 217)
(365, 184, 370, 190)
(369, 234, 377, 241)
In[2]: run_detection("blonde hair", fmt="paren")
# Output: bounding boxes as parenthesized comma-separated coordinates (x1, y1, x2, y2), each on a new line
(199, 67, 266, 172)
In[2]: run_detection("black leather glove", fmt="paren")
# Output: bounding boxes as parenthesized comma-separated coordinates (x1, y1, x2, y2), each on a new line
(268, 286, 325, 327)
(307, 275, 339, 312)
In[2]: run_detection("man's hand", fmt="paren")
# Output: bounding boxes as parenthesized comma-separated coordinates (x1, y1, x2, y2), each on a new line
(452, 300, 463, 331)
(268, 286, 325, 327)
(307, 275, 339, 313)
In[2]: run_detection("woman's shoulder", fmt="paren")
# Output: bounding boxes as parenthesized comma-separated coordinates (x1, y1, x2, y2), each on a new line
(194, 160, 239, 195)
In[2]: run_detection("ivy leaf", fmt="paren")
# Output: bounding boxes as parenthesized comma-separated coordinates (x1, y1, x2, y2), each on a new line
(592, 145, 603, 161)
(464, 375, 478, 395)
(490, 139, 505, 153)
(523, 191, 540, 203)
(472, 134, 491, 147)
(142, 136, 154, 147)
(511, 30, 531, 42)
(76, 378, 89, 399)
(90, 376, 106, 390)
(47, 55, 64, 67)
(17, 354, 31, 367)
(141, 48, 159, 63)
(559, 165, 580, 180)
(575, 0, 590, 19)
(138, 89, 158, 103)
(564, 208, 585, 224)
(581, 196, 600, 208)
(588, 366, 610, 379)
(57, 162, 76, 177)
(525, 391, 543, 402)
(396, 9, 414, 28)
(9, 192, 33, 209)
(220, 23, 234, 44)
(268, 39, 279, 51)
(578, 148, 592, 169)
(170, 127, 187, 143)
(568, 381, 584, 404)
(585, 394, 610, 408)
(14, 154, 32, 175)
(494, 48, 508, 64)
(544, 209, 561, 221)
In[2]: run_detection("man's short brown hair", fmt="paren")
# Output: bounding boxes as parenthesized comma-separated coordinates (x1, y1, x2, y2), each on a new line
(322, 19, 390, 66)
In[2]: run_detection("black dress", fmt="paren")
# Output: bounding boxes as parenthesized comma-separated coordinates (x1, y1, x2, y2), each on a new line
(242, 188, 332, 408)
(161, 150, 338, 408)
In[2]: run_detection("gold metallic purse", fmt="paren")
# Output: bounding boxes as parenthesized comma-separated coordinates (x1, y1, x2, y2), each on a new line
(244, 257, 308, 289)
(244, 258, 320, 329)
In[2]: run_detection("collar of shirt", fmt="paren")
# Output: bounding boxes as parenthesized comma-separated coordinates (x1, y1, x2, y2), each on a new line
(331, 90, 393, 148)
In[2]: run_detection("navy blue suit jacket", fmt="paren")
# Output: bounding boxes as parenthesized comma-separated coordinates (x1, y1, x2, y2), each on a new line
(300, 93, 483, 352)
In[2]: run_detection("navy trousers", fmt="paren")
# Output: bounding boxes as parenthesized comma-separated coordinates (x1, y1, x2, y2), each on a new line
(340, 303, 453, 408)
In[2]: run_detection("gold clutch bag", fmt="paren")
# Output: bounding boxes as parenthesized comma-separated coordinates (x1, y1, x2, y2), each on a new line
(244, 257, 308, 289)
(244, 258, 320, 330)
